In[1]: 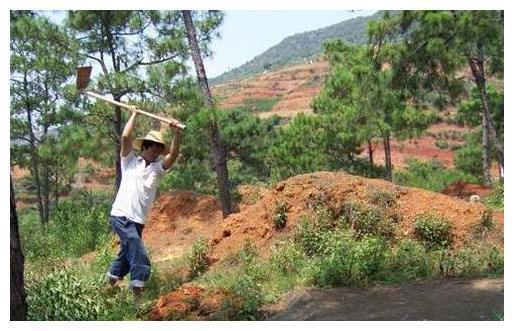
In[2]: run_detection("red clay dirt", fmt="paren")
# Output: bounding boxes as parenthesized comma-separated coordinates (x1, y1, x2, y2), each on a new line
(212, 60, 329, 118)
(149, 284, 241, 320)
(144, 172, 503, 263)
(144, 171, 503, 320)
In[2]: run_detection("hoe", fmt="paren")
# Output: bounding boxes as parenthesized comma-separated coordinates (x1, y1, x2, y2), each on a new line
(76, 66, 185, 129)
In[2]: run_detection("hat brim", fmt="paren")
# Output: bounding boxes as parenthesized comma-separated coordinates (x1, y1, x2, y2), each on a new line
(133, 138, 169, 155)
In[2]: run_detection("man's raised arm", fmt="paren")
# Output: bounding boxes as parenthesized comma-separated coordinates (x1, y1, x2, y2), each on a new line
(121, 111, 138, 158)
(162, 127, 182, 170)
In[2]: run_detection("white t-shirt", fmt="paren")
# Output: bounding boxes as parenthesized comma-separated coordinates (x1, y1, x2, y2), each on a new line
(111, 152, 165, 224)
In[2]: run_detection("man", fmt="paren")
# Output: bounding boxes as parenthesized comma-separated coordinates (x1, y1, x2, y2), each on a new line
(106, 110, 181, 300)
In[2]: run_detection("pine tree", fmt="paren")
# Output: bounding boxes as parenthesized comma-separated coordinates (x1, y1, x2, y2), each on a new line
(182, 10, 232, 217)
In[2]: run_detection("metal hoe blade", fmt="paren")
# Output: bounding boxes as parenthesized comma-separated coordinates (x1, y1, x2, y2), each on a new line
(76, 66, 92, 91)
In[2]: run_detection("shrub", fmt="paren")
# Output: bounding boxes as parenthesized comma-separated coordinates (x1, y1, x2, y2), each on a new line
(294, 215, 331, 256)
(18, 190, 111, 261)
(386, 239, 433, 281)
(269, 240, 306, 275)
(413, 215, 453, 250)
(484, 181, 504, 210)
(26, 268, 106, 320)
(394, 158, 478, 192)
(435, 140, 450, 150)
(338, 202, 396, 240)
(368, 190, 397, 208)
(188, 239, 211, 279)
(272, 201, 288, 230)
(454, 140, 482, 179)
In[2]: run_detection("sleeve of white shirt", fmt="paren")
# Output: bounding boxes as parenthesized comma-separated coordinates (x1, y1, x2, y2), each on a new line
(121, 151, 135, 171)
(156, 160, 165, 176)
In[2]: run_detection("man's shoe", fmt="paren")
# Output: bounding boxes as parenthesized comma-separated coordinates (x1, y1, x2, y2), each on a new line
(132, 286, 144, 303)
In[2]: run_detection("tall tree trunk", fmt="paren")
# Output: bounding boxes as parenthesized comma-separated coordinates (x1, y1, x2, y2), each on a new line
(468, 56, 503, 181)
(182, 10, 232, 217)
(367, 139, 374, 166)
(25, 107, 45, 224)
(383, 134, 392, 181)
(481, 108, 492, 185)
(10, 176, 27, 321)
(113, 104, 122, 196)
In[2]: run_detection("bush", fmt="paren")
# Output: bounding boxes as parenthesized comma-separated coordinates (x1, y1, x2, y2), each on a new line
(269, 240, 305, 274)
(484, 181, 504, 210)
(386, 239, 433, 281)
(394, 158, 478, 192)
(312, 229, 388, 287)
(26, 268, 107, 320)
(413, 215, 453, 250)
(294, 215, 331, 256)
(338, 202, 396, 240)
(435, 140, 450, 150)
(188, 239, 211, 279)
(18, 190, 111, 261)
(368, 190, 397, 208)
(454, 139, 482, 179)
(272, 201, 288, 230)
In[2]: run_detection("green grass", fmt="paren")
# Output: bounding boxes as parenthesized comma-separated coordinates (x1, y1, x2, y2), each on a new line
(393, 158, 479, 192)
(229, 97, 280, 113)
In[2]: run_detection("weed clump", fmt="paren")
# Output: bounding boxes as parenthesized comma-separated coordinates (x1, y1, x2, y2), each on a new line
(413, 214, 453, 250)
(272, 201, 288, 230)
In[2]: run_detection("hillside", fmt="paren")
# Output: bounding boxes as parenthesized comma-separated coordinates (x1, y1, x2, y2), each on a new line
(210, 11, 393, 84)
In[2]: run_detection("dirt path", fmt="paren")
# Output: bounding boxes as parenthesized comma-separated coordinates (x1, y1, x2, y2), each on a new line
(266, 277, 503, 321)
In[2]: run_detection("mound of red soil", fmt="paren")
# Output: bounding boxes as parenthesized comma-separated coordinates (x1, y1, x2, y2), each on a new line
(149, 285, 239, 320)
(209, 172, 502, 259)
(442, 181, 493, 200)
(145, 171, 503, 320)
(144, 190, 223, 264)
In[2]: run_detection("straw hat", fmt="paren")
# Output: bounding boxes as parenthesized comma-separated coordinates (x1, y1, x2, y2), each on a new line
(133, 130, 169, 155)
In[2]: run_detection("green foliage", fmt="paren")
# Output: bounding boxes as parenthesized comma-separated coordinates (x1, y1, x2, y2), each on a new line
(26, 268, 107, 320)
(453, 130, 483, 179)
(435, 140, 450, 150)
(484, 181, 504, 210)
(413, 214, 453, 250)
(394, 158, 478, 192)
(268, 241, 306, 275)
(386, 239, 433, 281)
(368, 190, 397, 208)
(19, 190, 111, 261)
(294, 215, 331, 256)
(233, 98, 279, 113)
(188, 239, 211, 279)
(456, 79, 504, 138)
(338, 202, 396, 240)
(272, 201, 288, 230)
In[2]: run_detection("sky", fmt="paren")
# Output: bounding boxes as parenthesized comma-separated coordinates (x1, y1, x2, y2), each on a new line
(43, 10, 377, 78)
(203, 10, 377, 78)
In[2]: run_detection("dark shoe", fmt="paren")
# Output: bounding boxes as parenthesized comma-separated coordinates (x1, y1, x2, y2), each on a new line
(132, 287, 144, 303)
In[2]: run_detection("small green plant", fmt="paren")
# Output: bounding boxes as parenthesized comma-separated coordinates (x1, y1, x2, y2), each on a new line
(294, 215, 331, 256)
(272, 201, 288, 230)
(188, 239, 211, 279)
(26, 268, 107, 320)
(413, 214, 453, 250)
(484, 181, 504, 210)
(473, 209, 495, 240)
(338, 202, 396, 240)
(368, 190, 397, 208)
(435, 140, 450, 150)
(394, 158, 478, 193)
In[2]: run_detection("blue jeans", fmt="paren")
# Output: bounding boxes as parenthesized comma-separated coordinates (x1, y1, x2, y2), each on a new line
(107, 215, 151, 288)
